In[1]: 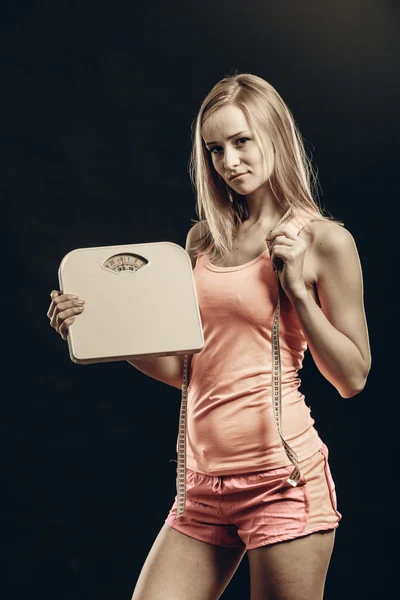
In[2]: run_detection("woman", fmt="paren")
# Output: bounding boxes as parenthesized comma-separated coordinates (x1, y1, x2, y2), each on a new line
(48, 73, 371, 599)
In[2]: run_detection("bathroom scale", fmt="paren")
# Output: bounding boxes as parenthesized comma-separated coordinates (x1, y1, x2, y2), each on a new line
(58, 241, 204, 365)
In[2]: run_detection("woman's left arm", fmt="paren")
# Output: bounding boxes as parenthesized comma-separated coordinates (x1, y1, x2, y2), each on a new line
(268, 221, 371, 398)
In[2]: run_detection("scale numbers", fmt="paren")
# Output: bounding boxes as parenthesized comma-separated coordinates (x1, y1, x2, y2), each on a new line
(101, 253, 148, 274)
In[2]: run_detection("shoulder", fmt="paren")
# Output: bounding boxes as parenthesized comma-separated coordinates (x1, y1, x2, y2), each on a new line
(185, 220, 209, 268)
(186, 220, 209, 250)
(295, 215, 353, 253)
(306, 219, 360, 281)
(308, 219, 356, 256)
(187, 219, 209, 240)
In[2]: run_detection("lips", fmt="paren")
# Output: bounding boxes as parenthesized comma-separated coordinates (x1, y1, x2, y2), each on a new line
(230, 172, 248, 180)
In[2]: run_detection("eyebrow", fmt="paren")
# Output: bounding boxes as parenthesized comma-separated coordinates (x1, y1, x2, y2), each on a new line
(204, 130, 250, 146)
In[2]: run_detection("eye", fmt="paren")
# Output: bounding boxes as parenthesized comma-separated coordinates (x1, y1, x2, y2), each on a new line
(209, 137, 249, 155)
(209, 145, 221, 155)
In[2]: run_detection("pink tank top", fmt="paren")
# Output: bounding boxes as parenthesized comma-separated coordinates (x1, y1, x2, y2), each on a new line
(180, 209, 323, 476)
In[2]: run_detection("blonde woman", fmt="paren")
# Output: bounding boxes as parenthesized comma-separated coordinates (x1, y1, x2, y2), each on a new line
(48, 73, 371, 599)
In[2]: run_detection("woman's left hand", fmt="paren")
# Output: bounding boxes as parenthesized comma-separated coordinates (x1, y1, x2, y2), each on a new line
(266, 228, 308, 299)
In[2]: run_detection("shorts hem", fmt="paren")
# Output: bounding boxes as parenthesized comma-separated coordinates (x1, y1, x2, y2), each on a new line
(246, 523, 340, 550)
(164, 519, 245, 549)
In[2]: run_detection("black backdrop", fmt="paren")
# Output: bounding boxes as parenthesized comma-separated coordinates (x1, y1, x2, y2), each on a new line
(2, 1, 398, 598)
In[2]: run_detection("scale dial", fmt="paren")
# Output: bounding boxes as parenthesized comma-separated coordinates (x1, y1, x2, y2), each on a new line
(101, 253, 148, 274)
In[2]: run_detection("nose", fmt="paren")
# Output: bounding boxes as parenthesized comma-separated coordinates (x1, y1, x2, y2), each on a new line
(223, 146, 240, 172)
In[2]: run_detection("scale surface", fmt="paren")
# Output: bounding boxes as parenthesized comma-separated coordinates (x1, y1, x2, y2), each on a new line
(58, 241, 204, 364)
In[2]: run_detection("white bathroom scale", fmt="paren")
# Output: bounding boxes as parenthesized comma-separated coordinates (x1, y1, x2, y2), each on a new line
(58, 241, 204, 365)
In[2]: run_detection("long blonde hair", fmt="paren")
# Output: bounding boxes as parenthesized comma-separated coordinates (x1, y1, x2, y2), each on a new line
(188, 73, 343, 264)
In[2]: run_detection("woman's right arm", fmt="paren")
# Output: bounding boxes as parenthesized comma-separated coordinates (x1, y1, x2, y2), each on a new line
(48, 222, 203, 390)
(47, 290, 186, 389)
(126, 355, 187, 390)
(127, 222, 203, 388)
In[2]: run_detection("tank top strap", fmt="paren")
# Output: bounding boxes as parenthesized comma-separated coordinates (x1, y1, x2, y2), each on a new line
(194, 212, 320, 266)
(283, 211, 318, 237)
(195, 253, 206, 268)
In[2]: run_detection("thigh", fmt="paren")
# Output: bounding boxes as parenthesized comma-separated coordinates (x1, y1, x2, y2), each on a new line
(131, 523, 246, 600)
(248, 529, 336, 600)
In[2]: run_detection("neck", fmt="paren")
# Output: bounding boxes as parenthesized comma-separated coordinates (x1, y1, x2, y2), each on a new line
(242, 181, 288, 227)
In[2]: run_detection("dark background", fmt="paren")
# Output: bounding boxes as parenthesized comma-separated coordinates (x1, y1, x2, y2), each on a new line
(3, 1, 399, 598)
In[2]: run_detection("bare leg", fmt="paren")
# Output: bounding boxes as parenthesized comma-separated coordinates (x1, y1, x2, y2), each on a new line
(248, 529, 336, 600)
(131, 523, 246, 600)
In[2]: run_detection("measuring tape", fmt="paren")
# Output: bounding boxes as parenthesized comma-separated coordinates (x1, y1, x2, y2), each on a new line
(174, 262, 301, 519)
(271, 270, 301, 488)
(175, 353, 189, 518)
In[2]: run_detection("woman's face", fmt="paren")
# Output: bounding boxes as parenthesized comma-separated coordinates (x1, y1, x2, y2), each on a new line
(201, 104, 274, 194)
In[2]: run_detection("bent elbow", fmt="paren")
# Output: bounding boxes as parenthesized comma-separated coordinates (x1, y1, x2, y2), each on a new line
(340, 388, 361, 399)
(339, 377, 367, 398)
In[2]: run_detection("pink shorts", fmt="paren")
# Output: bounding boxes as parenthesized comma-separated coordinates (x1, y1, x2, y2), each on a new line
(165, 443, 342, 550)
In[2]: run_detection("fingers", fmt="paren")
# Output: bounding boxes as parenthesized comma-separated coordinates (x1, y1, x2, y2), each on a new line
(47, 290, 85, 340)
(48, 291, 74, 322)
(267, 236, 296, 249)
(267, 230, 305, 254)
(267, 231, 306, 271)
(266, 228, 297, 242)
(59, 316, 76, 341)
(47, 290, 60, 319)
(51, 299, 85, 331)
(266, 236, 295, 263)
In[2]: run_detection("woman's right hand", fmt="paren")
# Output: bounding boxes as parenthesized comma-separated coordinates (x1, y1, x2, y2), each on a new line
(47, 290, 85, 341)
